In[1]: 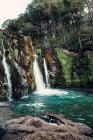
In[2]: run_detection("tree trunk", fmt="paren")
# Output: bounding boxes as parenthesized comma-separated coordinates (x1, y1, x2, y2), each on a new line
(78, 31, 82, 49)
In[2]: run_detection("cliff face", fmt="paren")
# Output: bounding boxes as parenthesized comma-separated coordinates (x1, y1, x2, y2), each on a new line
(43, 48, 61, 87)
(0, 30, 35, 101)
(43, 48, 93, 88)
(0, 29, 93, 101)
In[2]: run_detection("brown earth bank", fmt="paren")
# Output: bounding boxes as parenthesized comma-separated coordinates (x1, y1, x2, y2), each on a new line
(0, 114, 93, 140)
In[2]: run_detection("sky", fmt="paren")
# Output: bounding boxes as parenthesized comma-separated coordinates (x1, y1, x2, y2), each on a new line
(0, 0, 32, 28)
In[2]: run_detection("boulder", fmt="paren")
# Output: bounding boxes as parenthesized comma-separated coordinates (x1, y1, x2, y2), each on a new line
(1, 115, 93, 140)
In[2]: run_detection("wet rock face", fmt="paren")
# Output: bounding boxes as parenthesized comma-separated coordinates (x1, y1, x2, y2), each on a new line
(1, 114, 93, 140)
(0, 62, 7, 101)
(44, 47, 93, 88)
(0, 30, 35, 100)
(44, 48, 57, 76)
(43, 48, 61, 87)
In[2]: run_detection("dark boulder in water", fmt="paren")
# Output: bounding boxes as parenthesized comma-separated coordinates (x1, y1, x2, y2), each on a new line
(41, 115, 65, 125)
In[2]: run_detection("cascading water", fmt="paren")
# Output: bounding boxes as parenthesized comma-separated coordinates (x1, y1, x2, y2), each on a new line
(33, 54, 68, 96)
(33, 54, 45, 91)
(43, 58, 51, 88)
(2, 40, 12, 100)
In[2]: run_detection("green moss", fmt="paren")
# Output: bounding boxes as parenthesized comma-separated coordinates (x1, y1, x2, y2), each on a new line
(0, 92, 7, 101)
(72, 72, 80, 86)
(37, 49, 41, 56)
(54, 48, 72, 86)
(84, 52, 93, 84)
(72, 51, 93, 87)
(0, 30, 3, 38)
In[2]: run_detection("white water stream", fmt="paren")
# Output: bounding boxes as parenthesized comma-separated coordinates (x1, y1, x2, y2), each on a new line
(2, 41, 12, 100)
(43, 58, 51, 88)
(33, 54, 68, 96)
(33, 54, 45, 91)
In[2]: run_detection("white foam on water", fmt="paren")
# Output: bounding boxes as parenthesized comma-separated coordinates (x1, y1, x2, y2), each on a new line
(19, 103, 44, 108)
(31, 103, 44, 107)
(34, 88, 68, 96)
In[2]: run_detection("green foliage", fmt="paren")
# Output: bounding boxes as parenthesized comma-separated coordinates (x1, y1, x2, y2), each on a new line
(2, 0, 93, 53)
(0, 30, 3, 38)
(55, 48, 72, 85)
(80, 25, 93, 48)
(72, 51, 93, 87)
(54, 48, 93, 87)
(0, 92, 7, 101)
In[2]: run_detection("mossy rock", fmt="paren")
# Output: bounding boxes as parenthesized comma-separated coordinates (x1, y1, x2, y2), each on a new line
(54, 48, 73, 86)
(0, 30, 3, 38)
(0, 92, 7, 101)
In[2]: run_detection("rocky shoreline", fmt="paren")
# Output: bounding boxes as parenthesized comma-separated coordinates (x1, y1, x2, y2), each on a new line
(0, 114, 93, 140)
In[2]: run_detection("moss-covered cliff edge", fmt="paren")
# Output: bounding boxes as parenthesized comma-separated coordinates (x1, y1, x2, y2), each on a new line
(43, 48, 93, 88)
(0, 30, 35, 101)
(0, 29, 93, 101)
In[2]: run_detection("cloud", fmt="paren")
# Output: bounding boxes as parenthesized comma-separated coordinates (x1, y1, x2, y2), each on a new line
(0, 0, 32, 27)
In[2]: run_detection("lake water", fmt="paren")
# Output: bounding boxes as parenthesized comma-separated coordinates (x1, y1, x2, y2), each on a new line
(9, 88, 93, 128)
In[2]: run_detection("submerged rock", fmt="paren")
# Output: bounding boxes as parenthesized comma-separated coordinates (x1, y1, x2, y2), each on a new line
(1, 114, 93, 140)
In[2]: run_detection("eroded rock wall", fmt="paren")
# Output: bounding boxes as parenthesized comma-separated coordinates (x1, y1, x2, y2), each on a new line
(43, 48, 93, 88)
(0, 30, 35, 100)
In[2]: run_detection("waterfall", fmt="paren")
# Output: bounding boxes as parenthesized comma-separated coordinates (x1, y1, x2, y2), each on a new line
(33, 55, 45, 91)
(43, 58, 51, 88)
(33, 54, 68, 96)
(2, 41, 12, 100)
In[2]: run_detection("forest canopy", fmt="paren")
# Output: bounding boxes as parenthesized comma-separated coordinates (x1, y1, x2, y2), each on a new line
(2, 0, 93, 52)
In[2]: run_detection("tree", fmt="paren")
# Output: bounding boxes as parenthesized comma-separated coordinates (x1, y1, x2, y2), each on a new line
(2, 19, 13, 29)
